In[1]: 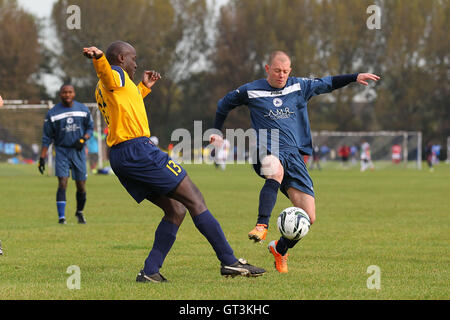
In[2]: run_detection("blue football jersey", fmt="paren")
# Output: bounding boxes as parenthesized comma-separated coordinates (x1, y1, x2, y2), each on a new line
(42, 101, 94, 148)
(217, 77, 333, 155)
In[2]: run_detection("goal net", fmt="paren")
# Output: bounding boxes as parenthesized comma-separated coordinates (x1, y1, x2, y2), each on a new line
(0, 101, 108, 174)
(311, 131, 423, 169)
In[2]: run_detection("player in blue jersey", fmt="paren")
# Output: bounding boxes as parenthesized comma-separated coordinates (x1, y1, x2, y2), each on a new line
(38, 84, 94, 225)
(211, 51, 379, 273)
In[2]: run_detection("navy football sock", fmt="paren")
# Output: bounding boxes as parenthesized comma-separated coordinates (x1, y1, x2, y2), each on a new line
(56, 188, 66, 219)
(76, 191, 86, 212)
(144, 219, 179, 275)
(257, 179, 280, 226)
(276, 237, 300, 256)
(193, 210, 238, 266)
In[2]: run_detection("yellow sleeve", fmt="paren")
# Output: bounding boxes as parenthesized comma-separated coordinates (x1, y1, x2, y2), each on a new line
(92, 55, 123, 90)
(138, 82, 151, 99)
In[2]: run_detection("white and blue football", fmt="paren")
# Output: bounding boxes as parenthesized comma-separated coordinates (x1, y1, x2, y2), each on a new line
(277, 207, 311, 240)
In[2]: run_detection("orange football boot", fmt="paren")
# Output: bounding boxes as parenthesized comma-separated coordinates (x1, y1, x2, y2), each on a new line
(268, 240, 289, 273)
(248, 224, 268, 242)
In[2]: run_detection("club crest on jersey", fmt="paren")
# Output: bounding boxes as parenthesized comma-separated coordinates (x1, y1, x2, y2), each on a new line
(273, 98, 283, 107)
(67, 117, 74, 124)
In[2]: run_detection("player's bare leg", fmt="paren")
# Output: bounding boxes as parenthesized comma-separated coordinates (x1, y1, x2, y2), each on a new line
(149, 195, 187, 227)
(286, 188, 316, 224)
(75, 180, 86, 193)
(249, 155, 283, 243)
(167, 175, 207, 218)
(58, 177, 69, 190)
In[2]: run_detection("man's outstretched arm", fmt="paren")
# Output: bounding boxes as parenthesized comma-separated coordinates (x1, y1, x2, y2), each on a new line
(304, 73, 380, 100)
(83, 47, 121, 90)
(332, 73, 380, 90)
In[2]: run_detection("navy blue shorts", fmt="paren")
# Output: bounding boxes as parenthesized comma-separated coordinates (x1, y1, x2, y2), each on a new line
(55, 146, 87, 181)
(109, 137, 187, 203)
(253, 148, 315, 199)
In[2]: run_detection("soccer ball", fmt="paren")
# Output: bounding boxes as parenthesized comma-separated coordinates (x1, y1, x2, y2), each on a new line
(277, 207, 311, 240)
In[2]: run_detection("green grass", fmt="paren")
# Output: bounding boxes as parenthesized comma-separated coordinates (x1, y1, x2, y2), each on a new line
(0, 162, 449, 300)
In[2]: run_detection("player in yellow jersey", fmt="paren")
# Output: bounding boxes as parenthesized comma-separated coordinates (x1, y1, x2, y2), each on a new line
(83, 42, 265, 283)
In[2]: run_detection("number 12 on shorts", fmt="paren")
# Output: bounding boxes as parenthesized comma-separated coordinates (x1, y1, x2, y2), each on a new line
(166, 160, 182, 176)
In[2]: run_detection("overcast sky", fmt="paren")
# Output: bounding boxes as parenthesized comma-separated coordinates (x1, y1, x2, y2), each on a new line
(17, 0, 59, 95)
(18, 0, 227, 19)
(18, 0, 56, 18)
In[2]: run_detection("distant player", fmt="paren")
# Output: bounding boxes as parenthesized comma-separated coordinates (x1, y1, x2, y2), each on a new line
(338, 145, 351, 167)
(83, 42, 265, 282)
(211, 51, 380, 273)
(309, 145, 321, 170)
(391, 144, 402, 164)
(213, 138, 230, 170)
(350, 145, 358, 164)
(360, 141, 374, 172)
(425, 142, 434, 172)
(86, 132, 99, 172)
(39, 84, 94, 224)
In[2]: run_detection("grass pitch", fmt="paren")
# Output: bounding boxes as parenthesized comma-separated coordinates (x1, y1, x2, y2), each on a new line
(0, 162, 449, 300)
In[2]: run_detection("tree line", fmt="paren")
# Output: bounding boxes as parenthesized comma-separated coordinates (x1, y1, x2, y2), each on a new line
(0, 0, 448, 149)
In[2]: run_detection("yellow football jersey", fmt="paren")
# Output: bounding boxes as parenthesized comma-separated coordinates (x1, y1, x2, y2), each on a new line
(93, 55, 151, 147)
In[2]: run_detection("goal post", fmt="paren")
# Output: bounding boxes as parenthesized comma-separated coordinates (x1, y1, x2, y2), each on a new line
(311, 130, 423, 169)
(446, 137, 450, 164)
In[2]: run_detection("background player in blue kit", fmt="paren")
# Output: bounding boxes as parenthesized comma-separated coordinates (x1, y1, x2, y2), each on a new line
(210, 51, 380, 273)
(39, 84, 94, 225)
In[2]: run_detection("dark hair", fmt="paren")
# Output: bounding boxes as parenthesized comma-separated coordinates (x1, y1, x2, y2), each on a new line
(60, 84, 75, 93)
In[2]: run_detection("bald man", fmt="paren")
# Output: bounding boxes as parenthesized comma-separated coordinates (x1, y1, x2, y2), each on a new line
(83, 41, 265, 282)
(211, 50, 380, 273)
